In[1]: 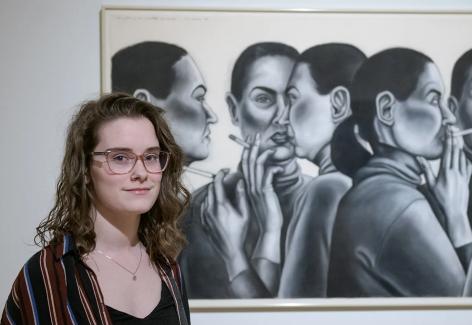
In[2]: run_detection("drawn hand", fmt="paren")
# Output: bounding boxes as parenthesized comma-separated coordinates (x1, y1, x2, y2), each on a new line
(241, 133, 283, 263)
(419, 128, 472, 247)
(201, 169, 250, 280)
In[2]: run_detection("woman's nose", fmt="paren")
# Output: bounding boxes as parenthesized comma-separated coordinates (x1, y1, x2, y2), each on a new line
(131, 157, 148, 181)
(274, 96, 289, 125)
(204, 102, 218, 124)
(442, 103, 457, 126)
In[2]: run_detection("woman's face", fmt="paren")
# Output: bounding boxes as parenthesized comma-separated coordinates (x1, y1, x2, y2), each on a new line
(90, 117, 162, 218)
(287, 62, 335, 160)
(163, 55, 218, 165)
(392, 62, 456, 159)
(455, 67, 472, 153)
(233, 55, 295, 163)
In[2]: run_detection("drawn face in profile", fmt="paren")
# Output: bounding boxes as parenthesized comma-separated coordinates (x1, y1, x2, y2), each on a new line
(163, 55, 217, 164)
(455, 67, 472, 151)
(392, 62, 455, 159)
(287, 62, 335, 161)
(232, 55, 295, 163)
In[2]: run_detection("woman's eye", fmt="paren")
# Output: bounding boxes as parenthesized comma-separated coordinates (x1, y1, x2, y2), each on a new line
(111, 153, 131, 162)
(255, 94, 271, 104)
(429, 95, 440, 106)
(144, 154, 159, 163)
(287, 92, 297, 104)
(249, 89, 276, 108)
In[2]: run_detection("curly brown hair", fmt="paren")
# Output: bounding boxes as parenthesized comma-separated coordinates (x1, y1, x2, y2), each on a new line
(35, 93, 190, 263)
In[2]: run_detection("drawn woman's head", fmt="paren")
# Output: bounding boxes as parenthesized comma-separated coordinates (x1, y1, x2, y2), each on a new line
(286, 43, 365, 161)
(450, 49, 472, 156)
(226, 42, 298, 163)
(333, 48, 455, 175)
(112, 41, 217, 165)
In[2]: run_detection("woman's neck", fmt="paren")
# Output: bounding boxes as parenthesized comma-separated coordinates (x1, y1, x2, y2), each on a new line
(312, 144, 336, 174)
(92, 206, 141, 252)
(373, 144, 422, 174)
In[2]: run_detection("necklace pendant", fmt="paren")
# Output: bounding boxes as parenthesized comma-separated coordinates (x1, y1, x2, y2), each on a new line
(133, 275, 137, 281)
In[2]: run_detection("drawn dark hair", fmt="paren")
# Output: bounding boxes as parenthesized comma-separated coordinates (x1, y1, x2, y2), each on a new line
(230, 42, 298, 101)
(332, 48, 433, 177)
(36, 93, 190, 263)
(298, 43, 366, 95)
(451, 49, 472, 100)
(112, 41, 188, 99)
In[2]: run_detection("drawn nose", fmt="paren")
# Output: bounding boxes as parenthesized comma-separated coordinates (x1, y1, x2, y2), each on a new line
(274, 96, 289, 126)
(205, 102, 218, 124)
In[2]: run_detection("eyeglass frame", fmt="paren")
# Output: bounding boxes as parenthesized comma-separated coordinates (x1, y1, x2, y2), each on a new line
(91, 149, 170, 174)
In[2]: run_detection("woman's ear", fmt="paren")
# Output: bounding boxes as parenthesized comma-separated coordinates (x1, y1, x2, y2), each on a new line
(84, 168, 91, 185)
(448, 96, 459, 115)
(376, 91, 396, 126)
(225, 92, 240, 125)
(330, 86, 351, 123)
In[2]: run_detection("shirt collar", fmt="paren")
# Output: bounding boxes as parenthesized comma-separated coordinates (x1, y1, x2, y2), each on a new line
(51, 233, 78, 261)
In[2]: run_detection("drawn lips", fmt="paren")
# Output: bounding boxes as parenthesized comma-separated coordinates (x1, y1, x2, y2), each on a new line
(271, 132, 289, 144)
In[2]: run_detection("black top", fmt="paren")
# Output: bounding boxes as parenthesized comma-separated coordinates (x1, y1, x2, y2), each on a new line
(107, 284, 179, 325)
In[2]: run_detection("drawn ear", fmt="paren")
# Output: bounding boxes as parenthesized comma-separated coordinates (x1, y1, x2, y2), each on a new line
(133, 88, 153, 102)
(448, 96, 459, 115)
(225, 92, 239, 125)
(376, 91, 396, 126)
(330, 86, 351, 123)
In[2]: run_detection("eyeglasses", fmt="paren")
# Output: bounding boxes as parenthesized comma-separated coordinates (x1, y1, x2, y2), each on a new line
(91, 150, 170, 174)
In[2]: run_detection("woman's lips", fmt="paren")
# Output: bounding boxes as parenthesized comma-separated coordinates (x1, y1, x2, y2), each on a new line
(271, 132, 290, 144)
(124, 188, 151, 195)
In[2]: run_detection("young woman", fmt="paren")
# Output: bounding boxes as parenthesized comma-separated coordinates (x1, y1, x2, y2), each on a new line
(2, 93, 191, 324)
(328, 48, 472, 297)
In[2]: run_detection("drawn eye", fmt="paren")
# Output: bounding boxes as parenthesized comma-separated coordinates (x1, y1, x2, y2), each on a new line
(287, 92, 298, 105)
(429, 94, 440, 106)
(255, 94, 272, 104)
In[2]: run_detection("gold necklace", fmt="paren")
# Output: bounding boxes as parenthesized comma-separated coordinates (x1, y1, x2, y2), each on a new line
(95, 244, 143, 281)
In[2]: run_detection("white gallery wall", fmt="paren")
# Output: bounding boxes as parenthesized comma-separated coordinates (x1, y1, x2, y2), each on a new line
(1, 0, 472, 324)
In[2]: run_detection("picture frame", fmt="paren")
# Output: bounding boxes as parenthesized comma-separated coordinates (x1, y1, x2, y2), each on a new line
(101, 6, 472, 311)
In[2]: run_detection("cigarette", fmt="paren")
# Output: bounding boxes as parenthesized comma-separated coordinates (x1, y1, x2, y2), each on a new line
(453, 128, 472, 136)
(228, 134, 250, 148)
(184, 166, 215, 179)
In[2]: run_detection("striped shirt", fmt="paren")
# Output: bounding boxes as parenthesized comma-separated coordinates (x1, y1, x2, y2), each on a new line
(1, 234, 190, 325)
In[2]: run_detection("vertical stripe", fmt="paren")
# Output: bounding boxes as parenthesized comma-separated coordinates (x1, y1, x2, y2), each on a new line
(63, 254, 95, 324)
(53, 255, 70, 324)
(75, 276, 97, 325)
(40, 250, 58, 324)
(66, 303, 78, 325)
(5, 308, 16, 325)
(63, 235, 70, 255)
(61, 259, 68, 286)
(157, 263, 188, 325)
(23, 262, 40, 325)
(87, 271, 111, 325)
(11, 279, 20, 307)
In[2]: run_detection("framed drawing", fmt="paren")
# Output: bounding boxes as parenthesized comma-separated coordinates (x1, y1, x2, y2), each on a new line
(101, 7, 472, 311)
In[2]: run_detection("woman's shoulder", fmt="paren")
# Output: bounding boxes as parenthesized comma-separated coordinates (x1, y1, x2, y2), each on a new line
(18, 235, 76, 280)
(305, 171, 352, 196)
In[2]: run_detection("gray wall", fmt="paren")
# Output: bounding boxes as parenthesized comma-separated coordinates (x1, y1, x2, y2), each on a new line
(1, 0, 472, 323)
